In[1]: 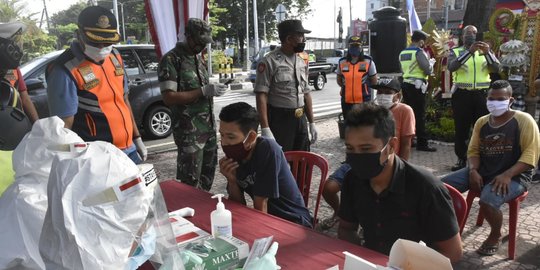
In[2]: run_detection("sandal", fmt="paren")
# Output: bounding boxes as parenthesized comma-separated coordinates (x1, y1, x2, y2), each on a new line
(476, 241, 500, 256)
(318, 216, 338, 230)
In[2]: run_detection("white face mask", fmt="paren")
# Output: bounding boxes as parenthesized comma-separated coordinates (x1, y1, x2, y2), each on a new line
(486, 99, 510, 117)
(84, 43, 113, 62)
(375, 94, 395, 109)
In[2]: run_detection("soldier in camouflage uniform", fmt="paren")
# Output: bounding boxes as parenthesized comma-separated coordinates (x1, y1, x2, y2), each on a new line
(158, 18, 228, 191)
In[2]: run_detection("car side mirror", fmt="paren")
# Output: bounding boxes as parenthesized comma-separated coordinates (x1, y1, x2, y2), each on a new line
(26, 78, 45, 91)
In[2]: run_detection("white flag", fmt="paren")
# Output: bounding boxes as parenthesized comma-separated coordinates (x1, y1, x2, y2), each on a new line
(406, 0, 422, 33)
(144, 0, 209, 57)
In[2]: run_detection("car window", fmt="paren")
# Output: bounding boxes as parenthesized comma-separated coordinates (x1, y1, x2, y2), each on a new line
(32, 65, 48, 83)
(135, 48, 158, 73)
(119, 49, 141, 76)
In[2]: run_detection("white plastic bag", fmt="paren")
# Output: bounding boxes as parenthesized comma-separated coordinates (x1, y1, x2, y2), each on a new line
(39, 141, 153, 270)
(0, 117, 83, 270)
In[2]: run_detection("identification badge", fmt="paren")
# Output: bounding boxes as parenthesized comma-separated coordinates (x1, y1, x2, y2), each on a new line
(359, 63, 367, 72)
(342, 65, 350, 72)
(110, 55, 125, 76)
(78, 66, 100, 90)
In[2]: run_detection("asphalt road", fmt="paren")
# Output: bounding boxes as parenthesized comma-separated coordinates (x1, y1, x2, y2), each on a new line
(145, 73, 342, 153)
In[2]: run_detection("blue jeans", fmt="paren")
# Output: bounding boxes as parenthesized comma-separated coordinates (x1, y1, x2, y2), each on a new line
(123, 145, 142, 164)
(441, 167, 526, 209)
(328, 163, 351, 187)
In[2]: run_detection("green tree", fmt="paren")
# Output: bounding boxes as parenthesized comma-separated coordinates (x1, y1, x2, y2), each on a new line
(213, 0, 311, 67)
(54, 23, 78, 49)
(0, 0, 26, 21)
(49, 1, 87, 26)
(21, 22, 57, 62)
(0, 0, 56, 61)
(49, 1, 88, 48)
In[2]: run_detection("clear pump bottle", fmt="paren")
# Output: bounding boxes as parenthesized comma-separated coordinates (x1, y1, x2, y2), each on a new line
(210, 194, 232, 237)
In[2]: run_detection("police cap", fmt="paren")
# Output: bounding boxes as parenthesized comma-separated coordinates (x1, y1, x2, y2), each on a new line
(78, 6, 120, 44)
(185, 18, 213, 44)
(278, 19, 311, 40)
(411, 30, 429, 41)
(348, 36, 362, 46)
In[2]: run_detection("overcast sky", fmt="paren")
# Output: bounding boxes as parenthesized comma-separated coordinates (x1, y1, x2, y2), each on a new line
(25, 0, 365, 39)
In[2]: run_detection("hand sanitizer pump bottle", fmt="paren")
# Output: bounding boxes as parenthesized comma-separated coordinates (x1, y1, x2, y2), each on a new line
(210, 194, 232, 237)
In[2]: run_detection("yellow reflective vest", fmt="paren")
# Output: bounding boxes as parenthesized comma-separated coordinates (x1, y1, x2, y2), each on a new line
(399, 47, 428, 83)
(452, 47, 491, 90)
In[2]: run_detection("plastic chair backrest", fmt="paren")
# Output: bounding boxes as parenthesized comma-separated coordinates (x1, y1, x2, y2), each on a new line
(443, 183, 467, 230)
(284, 151, 329, 224)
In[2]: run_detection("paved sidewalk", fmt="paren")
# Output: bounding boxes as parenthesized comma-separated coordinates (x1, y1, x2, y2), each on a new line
(148, 117, 540, 270)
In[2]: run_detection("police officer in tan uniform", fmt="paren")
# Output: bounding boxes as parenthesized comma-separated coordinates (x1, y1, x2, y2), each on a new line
(254, 20, 317, 152)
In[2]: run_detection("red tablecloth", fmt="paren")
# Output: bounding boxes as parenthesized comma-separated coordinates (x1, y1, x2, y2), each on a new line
(144, 180, 388, 269)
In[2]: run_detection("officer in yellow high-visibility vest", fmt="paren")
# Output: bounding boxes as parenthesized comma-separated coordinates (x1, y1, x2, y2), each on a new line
(447, 25, 500, 171)
(399, 30, 436, 152)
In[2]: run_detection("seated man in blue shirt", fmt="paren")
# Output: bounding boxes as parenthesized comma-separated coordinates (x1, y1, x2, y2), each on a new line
(218, 102, 313, 228)
(337, 103, 462, 262)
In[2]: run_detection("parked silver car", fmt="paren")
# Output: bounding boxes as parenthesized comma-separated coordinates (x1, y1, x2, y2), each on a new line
(20, 44, 172, 139)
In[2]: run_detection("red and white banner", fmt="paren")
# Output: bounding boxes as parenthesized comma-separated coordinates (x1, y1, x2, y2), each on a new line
(144, 0, 209, 57)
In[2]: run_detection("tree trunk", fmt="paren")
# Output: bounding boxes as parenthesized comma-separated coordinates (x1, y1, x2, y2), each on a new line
(462, 0, 497, 33)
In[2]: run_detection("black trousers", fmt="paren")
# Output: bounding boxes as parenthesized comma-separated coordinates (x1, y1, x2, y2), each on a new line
(401, 82, 429, 146)
(341, 98, 354, 120)
(268, 105, 310, 152)
(451, 89, 489, 161)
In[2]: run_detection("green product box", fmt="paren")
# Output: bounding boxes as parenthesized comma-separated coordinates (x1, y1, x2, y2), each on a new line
(182, 235, 249, 270)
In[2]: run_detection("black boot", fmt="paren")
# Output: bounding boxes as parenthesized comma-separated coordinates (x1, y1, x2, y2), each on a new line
(451, 159, 466, 171)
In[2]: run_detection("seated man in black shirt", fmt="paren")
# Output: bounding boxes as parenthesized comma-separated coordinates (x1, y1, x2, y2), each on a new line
(337, 103, 462, 262)
(218, 102, 313, 228)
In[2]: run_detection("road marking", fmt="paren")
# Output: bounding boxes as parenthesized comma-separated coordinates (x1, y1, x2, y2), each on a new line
(215, 93, 253, 103)
(312, 101, 341, 108)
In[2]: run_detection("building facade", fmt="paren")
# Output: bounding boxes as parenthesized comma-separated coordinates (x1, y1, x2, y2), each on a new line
(366, 0, 390, 20)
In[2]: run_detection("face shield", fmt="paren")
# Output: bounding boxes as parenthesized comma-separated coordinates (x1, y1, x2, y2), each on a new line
(0, 29, 24, 70)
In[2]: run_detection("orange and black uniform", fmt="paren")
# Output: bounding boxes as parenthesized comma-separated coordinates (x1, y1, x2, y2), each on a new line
(337, 55, 376, 118)
(47, 44, 133, 150)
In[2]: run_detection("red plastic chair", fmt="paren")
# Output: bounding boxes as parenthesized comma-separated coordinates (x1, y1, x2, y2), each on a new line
(443, 183, 467, 232)
(463, 189, 529, 259)
(284, 151, 329, 226)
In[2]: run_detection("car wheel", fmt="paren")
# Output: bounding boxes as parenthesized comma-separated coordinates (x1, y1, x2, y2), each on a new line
(314, 74, 325, 90)
(144, 105, 172, 139)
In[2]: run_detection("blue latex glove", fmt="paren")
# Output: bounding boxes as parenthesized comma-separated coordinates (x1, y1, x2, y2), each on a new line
(126, 225, 156, 270)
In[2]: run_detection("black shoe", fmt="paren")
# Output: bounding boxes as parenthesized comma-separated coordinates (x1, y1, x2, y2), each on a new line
(451, 159, 466, 171)
(416, 145, 437, 152)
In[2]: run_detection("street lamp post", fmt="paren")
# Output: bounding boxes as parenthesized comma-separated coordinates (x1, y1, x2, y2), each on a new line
(253, 0, 259, 54)
(120, 2, 126, 42)
(113, 0, 119, 33)
(104, 0, 143, 43)
(245, 0, 250, 71)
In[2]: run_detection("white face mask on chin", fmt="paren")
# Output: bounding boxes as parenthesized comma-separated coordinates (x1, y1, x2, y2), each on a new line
(84, 43, 113, 62)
